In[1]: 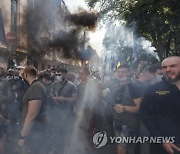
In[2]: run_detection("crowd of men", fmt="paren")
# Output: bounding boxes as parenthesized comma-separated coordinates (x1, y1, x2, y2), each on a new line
(0, 56, 179, 154)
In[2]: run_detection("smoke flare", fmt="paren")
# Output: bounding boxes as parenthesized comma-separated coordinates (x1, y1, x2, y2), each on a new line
(67, 11, 98, 31)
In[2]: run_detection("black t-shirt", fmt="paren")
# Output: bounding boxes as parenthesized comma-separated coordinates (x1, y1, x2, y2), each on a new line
(141, 80, 180, 143)
(111, 81, 142, 105)
(132, 80, 151, 97)
(22, 80, 48, 132)
(107, 81, 141, 128)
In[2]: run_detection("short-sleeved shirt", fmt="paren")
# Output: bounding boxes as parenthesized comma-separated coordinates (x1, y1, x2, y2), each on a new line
(111, 81, 141, 104)
(51, 80, 77, 112)
(43, 82, 53, 94)
(132, 80, 151, 97)
(22, 80, 48, 132)
(141, 80, 180, 143)
(109, 81, 141, 128)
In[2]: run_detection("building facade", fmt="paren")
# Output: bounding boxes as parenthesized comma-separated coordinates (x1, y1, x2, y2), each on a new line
(0, 0, 83, 71)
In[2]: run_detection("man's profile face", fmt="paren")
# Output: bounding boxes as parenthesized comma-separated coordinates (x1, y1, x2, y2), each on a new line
(155, 69, 163, 76)
(162, 57, 180, 82)
(22, 72, 28, 82)
(144, 71, 154, 83)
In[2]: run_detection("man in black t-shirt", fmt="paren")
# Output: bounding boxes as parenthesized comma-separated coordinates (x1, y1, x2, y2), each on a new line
(18, 66, 49, 154)
(108, 65, 142, 154)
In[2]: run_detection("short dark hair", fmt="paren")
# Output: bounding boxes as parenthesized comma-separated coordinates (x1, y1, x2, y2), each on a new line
(141, 66, 150, 73)
(117, 64, 130, 71)
(149, 63, 162, 74)
(43, 72, 51, 80)
(57, 68, 68, 74)
(24, 66, 37, 77)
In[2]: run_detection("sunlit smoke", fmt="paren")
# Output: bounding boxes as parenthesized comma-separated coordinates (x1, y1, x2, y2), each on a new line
(67, 78, 99, 154)
(101, 19, 158, 71)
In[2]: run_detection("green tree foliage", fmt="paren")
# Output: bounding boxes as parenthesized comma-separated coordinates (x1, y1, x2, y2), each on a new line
(86, 0, 180, 60)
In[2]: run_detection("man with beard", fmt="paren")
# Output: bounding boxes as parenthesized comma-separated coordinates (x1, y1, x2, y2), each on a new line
(141, 56, 180, 154)
(18, 66, 49, 154)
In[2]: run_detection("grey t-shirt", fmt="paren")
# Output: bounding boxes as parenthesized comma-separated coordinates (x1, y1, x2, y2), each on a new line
(22, 80, 48, 132)
(111, 82, 141, 128)
(51, 80, 77, 111)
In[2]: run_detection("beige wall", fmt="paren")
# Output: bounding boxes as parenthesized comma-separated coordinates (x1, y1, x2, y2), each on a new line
(0, 0, 28, 48)
(0, 0, 11, 35)
(0, 0, 82, 69)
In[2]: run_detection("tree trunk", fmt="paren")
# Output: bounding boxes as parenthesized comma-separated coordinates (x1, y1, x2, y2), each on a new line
(156, 44, 165, 61)
(150, 29, 164, 61)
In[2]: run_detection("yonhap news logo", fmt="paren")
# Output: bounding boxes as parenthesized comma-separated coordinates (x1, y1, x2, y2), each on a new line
(93, 131, 108, 148)
(93, 131, 175, 148)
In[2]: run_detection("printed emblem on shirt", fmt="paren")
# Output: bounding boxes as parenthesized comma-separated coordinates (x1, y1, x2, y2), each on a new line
(155, 91, 170, 95)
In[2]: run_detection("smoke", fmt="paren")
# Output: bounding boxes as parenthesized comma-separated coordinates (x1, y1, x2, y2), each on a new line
(48, 10, 98, 59)
(48, 29, 80, 58)
(19, 10, 28, 48)
(67, 11, 98, 31)
(67, 78, 99, 154)
(25, 0, 98, 59)
(26, 0, 56, 45)
(101, 20, 158, 71)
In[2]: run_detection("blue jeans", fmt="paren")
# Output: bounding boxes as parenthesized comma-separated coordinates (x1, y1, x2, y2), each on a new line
(113, 120, 136, 148)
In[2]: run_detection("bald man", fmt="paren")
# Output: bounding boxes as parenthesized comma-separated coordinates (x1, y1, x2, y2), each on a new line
(141, 56, 180, 154)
